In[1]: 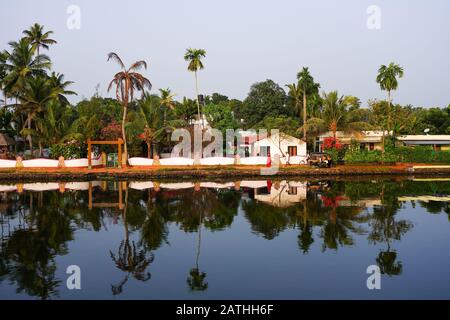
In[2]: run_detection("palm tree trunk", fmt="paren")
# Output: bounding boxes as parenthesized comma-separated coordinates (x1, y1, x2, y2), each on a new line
(387, 90, 391, 134)
(194, 71, 202, 128)
(147, 142, 151, 159)
(27, 113, 33, 158)
(196, 210, 202, 270)
(303, 88, 307, 140)
(122, 102, 128, 161)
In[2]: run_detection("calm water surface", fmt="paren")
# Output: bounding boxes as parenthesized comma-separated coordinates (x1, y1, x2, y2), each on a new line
(1, 178, 450, 299)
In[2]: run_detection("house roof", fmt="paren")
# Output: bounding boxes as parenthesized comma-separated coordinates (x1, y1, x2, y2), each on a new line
(397, 135, 450, 142)
(0, 133, 15, 146)
(252, 132, 305, 145)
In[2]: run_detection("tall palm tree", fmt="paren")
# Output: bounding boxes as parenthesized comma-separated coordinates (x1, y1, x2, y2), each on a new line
(297, 67, 320, 140)
(376, 63, 404, 133)
(107, 52, 152, 160)
(301, 91, 370, 140)
(159, 88, 176, 124)
(22, 23, 57, 58)
(184, 48, 206, 127)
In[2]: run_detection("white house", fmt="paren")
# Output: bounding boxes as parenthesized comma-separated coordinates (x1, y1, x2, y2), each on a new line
(318, 131, 391, 151)
(252, 132, 307, 160)
(397, 135, 450, 151)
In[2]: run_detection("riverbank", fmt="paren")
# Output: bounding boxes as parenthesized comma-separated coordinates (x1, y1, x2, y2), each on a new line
(1, 163, 450, 182)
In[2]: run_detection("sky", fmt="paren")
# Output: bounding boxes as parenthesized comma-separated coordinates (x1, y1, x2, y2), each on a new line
(1, 0, 449, 107)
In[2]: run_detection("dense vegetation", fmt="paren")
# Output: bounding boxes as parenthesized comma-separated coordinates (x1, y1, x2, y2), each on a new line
(1, 23, 449, 161)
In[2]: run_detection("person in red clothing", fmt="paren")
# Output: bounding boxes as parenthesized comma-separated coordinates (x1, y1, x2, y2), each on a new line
(266, 151, 271, 167)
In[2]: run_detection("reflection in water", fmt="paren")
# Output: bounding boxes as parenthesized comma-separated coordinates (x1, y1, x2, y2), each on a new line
(1, 178, 450, 299)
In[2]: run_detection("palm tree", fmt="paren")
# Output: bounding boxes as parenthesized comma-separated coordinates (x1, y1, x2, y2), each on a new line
(301, 91, 371, 140)
(2, 38, 51, 98)
(0, 50, 9, 106)
(184, 48, 206, 127)
(286, 82, 302, 119)
(107, 52, 152, 160)
(16, 77, 55, 157)
(48, 72, 77, 103)
(22, 23, 57, 58)
(159, 88, 176, 124)
(376, 63, 404, 133)
(297, 67, 320, 140)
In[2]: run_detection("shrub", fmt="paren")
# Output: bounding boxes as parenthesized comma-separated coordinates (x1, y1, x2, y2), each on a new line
(49, 142, 85, 159)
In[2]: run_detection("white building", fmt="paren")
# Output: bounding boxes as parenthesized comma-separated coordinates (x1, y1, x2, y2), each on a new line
(252, 132, 307, 158)
(318, 131, 391, 151)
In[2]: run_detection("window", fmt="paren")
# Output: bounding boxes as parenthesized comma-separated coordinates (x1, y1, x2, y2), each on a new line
(260, 146, 270, 156)
(288, 187, 298, 195)
(369, 143, 375, 151)
(288, 146, 297, 156)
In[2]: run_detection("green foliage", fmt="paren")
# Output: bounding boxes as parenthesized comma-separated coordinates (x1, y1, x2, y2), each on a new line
(241, 79, 288, 128)
(49, 142, 85, 159)
(344, 145, 450, 164)
(253, 115, 300, 137)
(203, 102, 239, 134)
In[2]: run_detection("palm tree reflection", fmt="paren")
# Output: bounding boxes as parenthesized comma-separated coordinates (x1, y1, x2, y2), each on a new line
(110, 184, 154, 295)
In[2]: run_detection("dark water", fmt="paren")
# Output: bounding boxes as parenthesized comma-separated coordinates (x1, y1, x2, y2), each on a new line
(1, 178, 450, 300)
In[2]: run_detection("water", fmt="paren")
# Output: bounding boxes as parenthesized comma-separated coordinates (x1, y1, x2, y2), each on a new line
(1, 178, 450, 300)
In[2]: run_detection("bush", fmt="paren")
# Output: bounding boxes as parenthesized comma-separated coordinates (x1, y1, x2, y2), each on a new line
(49, 142, 85, 159)
(344, 145, 450, 164)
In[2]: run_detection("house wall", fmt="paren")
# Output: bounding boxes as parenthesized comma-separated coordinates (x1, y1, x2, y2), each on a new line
(253, 135, 307, 157)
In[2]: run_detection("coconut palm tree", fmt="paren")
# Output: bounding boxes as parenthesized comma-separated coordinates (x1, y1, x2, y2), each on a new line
(286, 82, 302, 119)
(107, 52, 152, 160)
(184, 48, 206, 126)
(159, 88, 176, 124)
(297, 67, 320, 140)
(22, 23, 57, 58)
(48, 72, 77, 103)
(300, 91, 371, 141)
(16, 77, 55, 157)
(2, 38, 51, 98)
(0, 50, 9, 106)
(376, 63, 404, 133)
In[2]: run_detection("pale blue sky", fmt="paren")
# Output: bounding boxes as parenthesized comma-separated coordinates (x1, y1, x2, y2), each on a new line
(1, 0, 449, 107)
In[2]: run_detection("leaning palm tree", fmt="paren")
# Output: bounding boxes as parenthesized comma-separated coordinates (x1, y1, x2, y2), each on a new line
(22, 23, 57, 58)
(376, 63, 404, 133)
(300, 91, 371, 140)
(159, 88, 176, 124)
(184, 48, 206, 126)
(107, 52, 152, 160)
(297, 67, 320, 140)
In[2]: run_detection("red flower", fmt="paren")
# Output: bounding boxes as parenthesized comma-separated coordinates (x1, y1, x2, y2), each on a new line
(323, 137, 344, 150)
